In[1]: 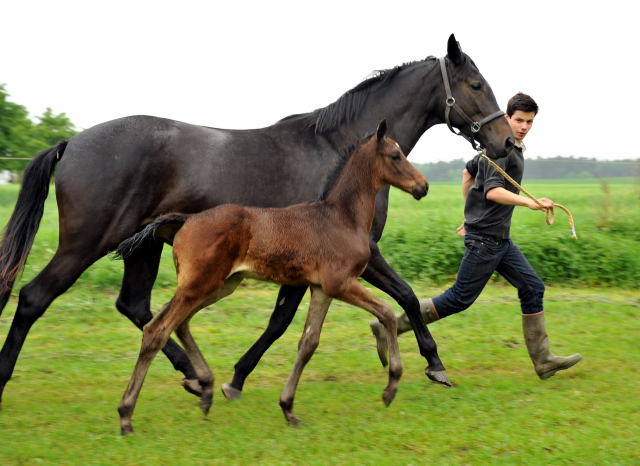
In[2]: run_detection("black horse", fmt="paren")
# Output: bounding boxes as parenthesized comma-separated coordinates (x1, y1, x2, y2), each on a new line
(0, 35, 514, 402)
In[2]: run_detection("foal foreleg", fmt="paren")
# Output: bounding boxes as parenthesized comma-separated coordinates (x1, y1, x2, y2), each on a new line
(336, 279, 402, 406)
(279, 286, 331, 426)
(361, 243, 451, 386)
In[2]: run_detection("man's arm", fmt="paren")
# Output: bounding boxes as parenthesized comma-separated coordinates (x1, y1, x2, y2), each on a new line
(457, 169, 475, 236)
(461, 168, 474, 200)
(486, 187, 554, 210)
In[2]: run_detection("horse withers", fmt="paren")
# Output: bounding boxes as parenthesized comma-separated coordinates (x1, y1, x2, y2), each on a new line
(115, 121, 427, 433)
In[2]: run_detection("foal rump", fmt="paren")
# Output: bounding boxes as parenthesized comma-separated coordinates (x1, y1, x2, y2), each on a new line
(115, 213, 189, 259)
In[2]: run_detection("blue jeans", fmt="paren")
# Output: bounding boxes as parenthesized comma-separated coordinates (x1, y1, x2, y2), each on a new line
(432, 233, 545, 317)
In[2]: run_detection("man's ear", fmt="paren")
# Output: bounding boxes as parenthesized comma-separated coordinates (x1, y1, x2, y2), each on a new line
(446, 34, 464, 66)
(376, 119, 387, 142)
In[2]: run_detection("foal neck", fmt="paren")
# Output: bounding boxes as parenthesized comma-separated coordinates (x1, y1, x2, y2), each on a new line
(324, 140, 382, 231)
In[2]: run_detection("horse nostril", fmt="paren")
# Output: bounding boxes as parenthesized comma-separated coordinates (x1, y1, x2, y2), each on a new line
(505, 136, 515, 148)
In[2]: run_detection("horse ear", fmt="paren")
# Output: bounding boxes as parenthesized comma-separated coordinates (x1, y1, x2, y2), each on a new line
(376, 119, 387, 142)
(446, 34, 464, 66)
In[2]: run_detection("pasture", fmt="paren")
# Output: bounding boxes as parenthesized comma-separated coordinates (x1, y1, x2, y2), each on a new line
(0, 179, 638, 464)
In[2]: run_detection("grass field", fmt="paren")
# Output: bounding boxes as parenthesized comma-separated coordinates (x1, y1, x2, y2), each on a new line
(0, 180, 638, 465)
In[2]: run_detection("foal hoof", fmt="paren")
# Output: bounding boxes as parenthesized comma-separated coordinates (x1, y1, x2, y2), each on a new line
(370, 320, 389, 367)
(200, 395, 213, 415)
(284, 413, 302, 427)
(182, 378, 203, 397)
(382, 386, 397, 407)
(425, 368, 453, 387)
(120, 422, 134, 436)
(221, 383, 242, 401)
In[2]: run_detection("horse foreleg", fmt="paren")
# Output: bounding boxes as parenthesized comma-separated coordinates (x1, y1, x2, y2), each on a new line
(335, 278, 402, 406)
(279, 286, 331, 426)
(224, 284, 308, 399)
(116, 238, 200, 395)
(361, 243, 451, 387)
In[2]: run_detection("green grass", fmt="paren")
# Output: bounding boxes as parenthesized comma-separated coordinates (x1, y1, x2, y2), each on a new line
(0, 181, 638, 464)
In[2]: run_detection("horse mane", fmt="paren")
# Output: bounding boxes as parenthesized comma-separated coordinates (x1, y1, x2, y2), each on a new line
(278, 56, 437, 134)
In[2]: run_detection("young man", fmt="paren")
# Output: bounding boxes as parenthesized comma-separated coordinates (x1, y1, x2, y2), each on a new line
(372, 93, 582, 380)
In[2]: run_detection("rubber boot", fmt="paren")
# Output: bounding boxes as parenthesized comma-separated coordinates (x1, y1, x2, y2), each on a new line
(370, 299, 439, 367)
(522, 312, 582, 379)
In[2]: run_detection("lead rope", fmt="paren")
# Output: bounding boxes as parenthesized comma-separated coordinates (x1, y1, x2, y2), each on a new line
(478, 151, 577, 239)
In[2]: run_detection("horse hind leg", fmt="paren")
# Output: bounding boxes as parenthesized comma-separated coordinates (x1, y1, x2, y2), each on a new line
(0, 245, 104, 403)
(115, 238, 201, 396)
(279, 286, 332, 426)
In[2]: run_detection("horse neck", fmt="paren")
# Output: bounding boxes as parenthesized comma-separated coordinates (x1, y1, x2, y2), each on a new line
(324, 143, 382, 232)
(326, 60, 444, 156)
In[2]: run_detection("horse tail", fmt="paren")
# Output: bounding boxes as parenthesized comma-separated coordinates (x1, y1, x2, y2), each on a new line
(0, 141, 68, 313)
(115, 213, 189, 259)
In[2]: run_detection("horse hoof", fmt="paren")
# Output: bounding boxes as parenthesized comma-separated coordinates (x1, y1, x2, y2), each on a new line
(370, 321, 389, 367)
(221, 383, 242, 400)
(182, 378, 203, 397)
(382, 387, 397, 406)
(425, 368, 453, 387)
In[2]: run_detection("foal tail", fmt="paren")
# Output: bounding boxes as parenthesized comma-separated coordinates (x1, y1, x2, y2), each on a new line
(0, 141, 68, 314)
(115, 213, 189, 259)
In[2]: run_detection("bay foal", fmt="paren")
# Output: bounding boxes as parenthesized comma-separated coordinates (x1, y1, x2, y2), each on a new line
(116, 121, 428, 433)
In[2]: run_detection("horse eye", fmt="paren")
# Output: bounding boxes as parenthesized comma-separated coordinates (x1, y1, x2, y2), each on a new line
(470, 82, 482, 91)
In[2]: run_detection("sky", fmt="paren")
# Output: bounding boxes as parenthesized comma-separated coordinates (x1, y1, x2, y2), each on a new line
(2, 1, 639, 163)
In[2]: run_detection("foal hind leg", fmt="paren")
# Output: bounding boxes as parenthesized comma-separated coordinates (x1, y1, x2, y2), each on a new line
(279, 286, 332, 426)
(115, 238, 200, 396)
(225, 284, 308, 399)
(0, 245, 103, 403)
(335, 278, 402, 406)
(118, 293, 198, 434)
(172, 273, 244, 412)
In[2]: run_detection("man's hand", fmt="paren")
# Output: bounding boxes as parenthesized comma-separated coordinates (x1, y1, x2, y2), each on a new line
(456, 221, 466, 237)
(527, 197, 554, 211)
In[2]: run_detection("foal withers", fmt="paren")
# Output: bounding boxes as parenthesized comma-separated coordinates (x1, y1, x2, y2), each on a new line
(116, 120, 428, 433)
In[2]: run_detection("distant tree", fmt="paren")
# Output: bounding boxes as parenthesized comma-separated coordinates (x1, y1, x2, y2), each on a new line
(0, 84, 77, 173)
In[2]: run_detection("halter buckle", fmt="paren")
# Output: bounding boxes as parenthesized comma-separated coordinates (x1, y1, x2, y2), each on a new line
(470, 122, 481, 133)
(446, 97, 455, 107)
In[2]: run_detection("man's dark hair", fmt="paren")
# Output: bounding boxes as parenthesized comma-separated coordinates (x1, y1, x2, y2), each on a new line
(506, 93, 538, 116)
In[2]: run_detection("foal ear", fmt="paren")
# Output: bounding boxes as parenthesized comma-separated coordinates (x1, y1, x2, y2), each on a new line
(376, 119, 387, 142)
(446, 33, 464, 66)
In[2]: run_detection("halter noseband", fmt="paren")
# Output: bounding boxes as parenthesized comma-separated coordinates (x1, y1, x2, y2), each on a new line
(438, 57, 505, 151)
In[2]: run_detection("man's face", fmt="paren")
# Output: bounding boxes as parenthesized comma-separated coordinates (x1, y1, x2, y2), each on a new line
(505, 110, 536, 142)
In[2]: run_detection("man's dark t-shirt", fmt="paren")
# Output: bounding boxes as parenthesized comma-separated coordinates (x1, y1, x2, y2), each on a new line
(464, 147, 524, 239)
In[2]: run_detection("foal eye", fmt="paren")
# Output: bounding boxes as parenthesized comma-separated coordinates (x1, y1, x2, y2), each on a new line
(391, 153, 401, 161)
(470, 82, 482, 91)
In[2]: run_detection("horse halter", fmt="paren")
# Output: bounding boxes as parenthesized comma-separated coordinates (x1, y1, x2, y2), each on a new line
(438, 57, 505, 151)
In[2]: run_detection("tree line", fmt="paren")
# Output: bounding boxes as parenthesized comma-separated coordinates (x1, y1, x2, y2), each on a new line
(0, 84, 77, 172)
(415, 156, 640, 181)
(1, 84, 637, 180)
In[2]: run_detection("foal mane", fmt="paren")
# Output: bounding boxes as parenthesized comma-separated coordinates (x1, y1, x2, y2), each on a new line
(278, 57, 437, 134)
